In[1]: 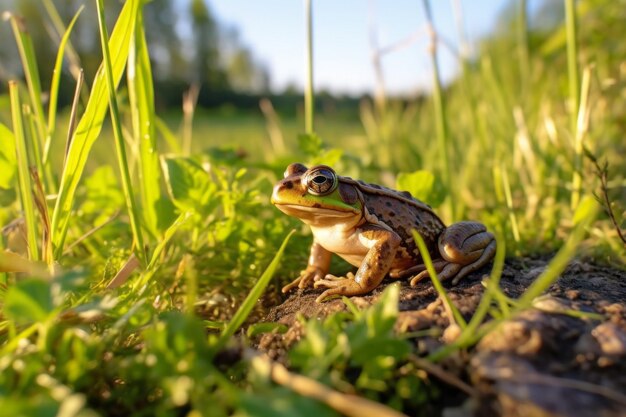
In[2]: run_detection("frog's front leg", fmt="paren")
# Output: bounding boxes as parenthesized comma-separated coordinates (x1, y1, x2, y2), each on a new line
(314, 227, 401, 303)
(282, 240, 332, 293)
(410, 221, 496, 286)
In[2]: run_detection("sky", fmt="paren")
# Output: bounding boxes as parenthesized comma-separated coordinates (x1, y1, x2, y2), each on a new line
(207, 0, 542, 95)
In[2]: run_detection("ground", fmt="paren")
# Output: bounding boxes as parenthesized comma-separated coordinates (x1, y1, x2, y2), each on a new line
(259, 257, 626, 417)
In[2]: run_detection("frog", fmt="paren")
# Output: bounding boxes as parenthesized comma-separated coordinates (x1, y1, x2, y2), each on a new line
(271, 163, 496, 303)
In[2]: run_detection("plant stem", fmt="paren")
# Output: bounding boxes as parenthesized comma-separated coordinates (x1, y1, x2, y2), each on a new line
(9, 82, 39, 261)
(517, 0, 529, 88)
(422, 0, 455, 221)
(304, 0, 315, 134)
(412, 230, 466, 330)
(517, 197, 598, 307)
(96, 0, 146, 265)
(565, 0, 581, 209)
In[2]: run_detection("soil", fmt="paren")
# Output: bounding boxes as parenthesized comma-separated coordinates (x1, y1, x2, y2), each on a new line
(258, 257, 626, 417)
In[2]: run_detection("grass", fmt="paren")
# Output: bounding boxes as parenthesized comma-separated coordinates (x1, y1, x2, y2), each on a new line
(0, 0, 624, 416)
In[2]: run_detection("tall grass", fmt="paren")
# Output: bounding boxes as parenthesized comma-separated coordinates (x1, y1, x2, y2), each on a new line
(421, 0, 455, 221)
(128, 10, 161, 239)
(304, 0, 315, 134)
(95, 0, 145, 264)
(50, 0, 141, 260)
(8, 82, 39, 262)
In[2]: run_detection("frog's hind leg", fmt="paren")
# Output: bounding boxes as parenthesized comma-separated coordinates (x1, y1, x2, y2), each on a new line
(390, 259, 448, 280)
(410, 221, 496, 286)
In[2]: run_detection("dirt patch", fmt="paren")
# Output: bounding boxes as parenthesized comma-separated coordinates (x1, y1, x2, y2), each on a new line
(259, 257, 626, 417)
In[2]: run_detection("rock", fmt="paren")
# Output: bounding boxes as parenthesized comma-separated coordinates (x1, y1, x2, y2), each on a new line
(592, 322, 626, 357)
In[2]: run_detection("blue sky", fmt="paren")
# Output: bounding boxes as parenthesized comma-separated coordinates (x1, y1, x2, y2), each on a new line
(207, 0, 541, 95)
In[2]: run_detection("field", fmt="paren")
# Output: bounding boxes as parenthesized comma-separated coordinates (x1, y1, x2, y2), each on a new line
(1, 1, 625, 416)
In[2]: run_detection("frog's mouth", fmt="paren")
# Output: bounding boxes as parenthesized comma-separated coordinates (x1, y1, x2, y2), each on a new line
(274, 203, 359, 219)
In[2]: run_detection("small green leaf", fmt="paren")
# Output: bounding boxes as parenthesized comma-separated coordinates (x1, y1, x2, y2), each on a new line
(4, 279, 53, 324)
(239, 389, 338, 417)
(246, 322, 288, 337)
(311, 148, 343, 167)
(396, 170, 446, 207)
(81, 166, 125, 221)
(161, 156, 216, 214)
(297, 132, 323, 156)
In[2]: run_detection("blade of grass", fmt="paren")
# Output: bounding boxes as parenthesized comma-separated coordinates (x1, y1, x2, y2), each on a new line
(412, 230, 466, 329)
(146, 212, 190, 271)
(23, 105, 46, 188)
(181, 84, 199, 156)
(516, 0, 529, 89)
(96, 0, 146, 265)
(517, 196, 599, 308)
(5, 13, 47, 160)
(50, 0, 140, 259)
(571, 66, 592, 211)
(565, 0, 580, 209)
(460, 234, 505, 338)
(128, 7, 161, 238)
(183, 254, 197, 316)
(0, 249, 46, 275)
(41, 0, 84, 81)
(248, 352, 409, 417)
(64, 69, 84, 163)
(209, 230, 295, 357)
(9, 81, 39, 262)
(155, 117, 182, 154)
(428, 234, 505, 361)
(46, 5, 84, 164)
(421, 0, 455, 221)
(500, 163, 521, 244)
(304, 0, 315, 134)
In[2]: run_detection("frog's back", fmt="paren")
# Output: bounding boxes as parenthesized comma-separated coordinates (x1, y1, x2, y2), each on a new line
(344, 177, 445, 260)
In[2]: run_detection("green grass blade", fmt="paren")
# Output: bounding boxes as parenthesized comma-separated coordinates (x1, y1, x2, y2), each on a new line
(41, 0, 83, 81)
(412, 230, 466, 329)
(128, 8, 161, 238)
(210, 229, 295, 356)
(0, 123, 17, 190)
(9, 82, 39, 261)
(428, 235, 505, 362)
(421, 0, 455, 221)
(96, 0, 146, 265)
(46, 5, 84, 163)
(155, 117, 182, 154)
(517, 196, 599, 307)
(146, 212, 191, 271)
(304, 0, 315, 134)
(566, 0, 581, 210)
(6, 14, 47, 156)
(50, 0, 140, 259)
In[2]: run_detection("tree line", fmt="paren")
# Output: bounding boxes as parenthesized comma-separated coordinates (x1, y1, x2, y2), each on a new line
(0, 0, 271, 110)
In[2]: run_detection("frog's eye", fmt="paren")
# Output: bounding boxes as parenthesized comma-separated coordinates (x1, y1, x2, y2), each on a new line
(305, 167, 338, 196)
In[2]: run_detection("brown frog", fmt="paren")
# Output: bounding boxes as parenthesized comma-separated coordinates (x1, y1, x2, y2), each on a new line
(271, 163, 496, 302)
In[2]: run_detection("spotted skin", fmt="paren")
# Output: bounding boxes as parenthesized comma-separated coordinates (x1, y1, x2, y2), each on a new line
(271, 163, 497, 302)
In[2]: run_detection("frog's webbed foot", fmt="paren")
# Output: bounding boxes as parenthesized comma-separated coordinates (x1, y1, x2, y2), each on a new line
(314, 272, 362, 302)
(409, 261, 462, 286)
(282, 265, 326, 293)
(410, 221, 496, 286)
